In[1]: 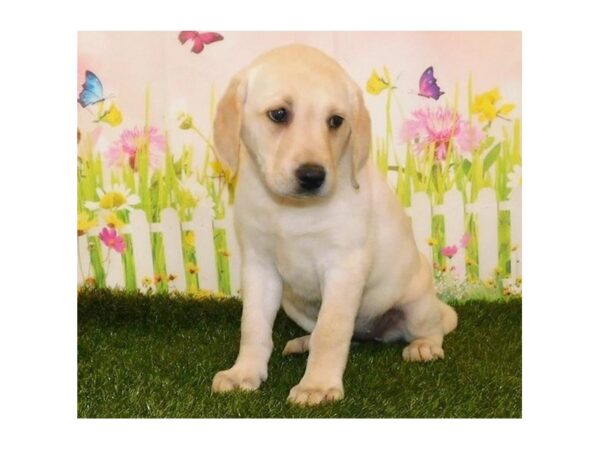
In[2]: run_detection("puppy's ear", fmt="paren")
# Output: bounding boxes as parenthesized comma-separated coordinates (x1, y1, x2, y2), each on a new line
(213, 73, 247, 174)
(348, 82, 372, 189)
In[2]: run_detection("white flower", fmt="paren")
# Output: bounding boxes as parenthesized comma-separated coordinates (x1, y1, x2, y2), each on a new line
(179, 176, 215, 218)
(85, 183, 140, 211)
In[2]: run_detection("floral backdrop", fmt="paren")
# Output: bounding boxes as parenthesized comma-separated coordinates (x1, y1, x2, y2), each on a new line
(77, 31, 521, 300)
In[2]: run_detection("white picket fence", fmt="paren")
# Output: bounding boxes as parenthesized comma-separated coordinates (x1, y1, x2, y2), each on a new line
(78, 206, 241, 294)
(77, 187, 521, 293)
(407, 187, 521, 282)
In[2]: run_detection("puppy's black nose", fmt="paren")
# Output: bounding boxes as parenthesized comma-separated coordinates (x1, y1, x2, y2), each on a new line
(295, 164, 326, 191)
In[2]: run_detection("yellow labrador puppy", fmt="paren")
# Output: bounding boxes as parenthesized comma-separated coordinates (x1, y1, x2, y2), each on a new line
(211, 44, 457, 406)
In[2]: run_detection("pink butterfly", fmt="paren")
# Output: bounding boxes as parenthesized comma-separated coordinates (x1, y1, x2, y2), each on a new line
(178, 31, 224, 54)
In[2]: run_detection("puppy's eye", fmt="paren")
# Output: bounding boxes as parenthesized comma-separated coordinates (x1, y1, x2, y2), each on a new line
(268, 108, 288, 124)
(328, 115, 344, 129)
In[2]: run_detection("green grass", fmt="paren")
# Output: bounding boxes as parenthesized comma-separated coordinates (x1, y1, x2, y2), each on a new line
(78, 289, 521, 418)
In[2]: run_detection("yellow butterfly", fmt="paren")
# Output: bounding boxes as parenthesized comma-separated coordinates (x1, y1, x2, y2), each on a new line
(95, 101, 123, 127)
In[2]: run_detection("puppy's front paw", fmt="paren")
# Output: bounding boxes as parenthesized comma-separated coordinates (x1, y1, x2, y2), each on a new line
(211, 365, 264, 393)
(402, 339, 445, 362)
(287, 381, 344, 406)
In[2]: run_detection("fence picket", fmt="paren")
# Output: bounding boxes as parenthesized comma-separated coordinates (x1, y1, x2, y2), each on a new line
(101, 241, 125, 288)
(77, 185, 520, 293)
(189, 207, 219, 292)
(437, 189, 466, 281)
(224, 210, 241, 296)
(128, 209, 154, 289)
(160, 208, 186, 291)
(508, 189, 522, 280)
(407, 192, 433, 263)
(469, 188, 499, 280)
(77, 235, 92, 284)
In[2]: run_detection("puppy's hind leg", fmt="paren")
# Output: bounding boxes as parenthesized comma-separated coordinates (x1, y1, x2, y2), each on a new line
(399, 254, 457, 362)
(401, 293, 457, 362)
(282, 335, 310, 355)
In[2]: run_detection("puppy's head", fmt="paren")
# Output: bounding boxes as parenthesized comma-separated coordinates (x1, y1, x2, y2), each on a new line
(213, 44, 371, 199)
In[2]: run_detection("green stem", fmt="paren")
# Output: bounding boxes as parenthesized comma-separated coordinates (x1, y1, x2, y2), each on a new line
(191, 125, 216, 152)
(78, 243, 85, 283)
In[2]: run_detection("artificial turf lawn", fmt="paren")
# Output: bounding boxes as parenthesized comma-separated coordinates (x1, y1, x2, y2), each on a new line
(78, 289, 521, 418)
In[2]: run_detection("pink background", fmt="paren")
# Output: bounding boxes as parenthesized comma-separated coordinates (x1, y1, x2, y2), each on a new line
(78, 31, 521, 161)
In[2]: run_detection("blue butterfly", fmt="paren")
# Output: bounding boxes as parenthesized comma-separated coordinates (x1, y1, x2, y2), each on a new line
(78, 70, 105, 108)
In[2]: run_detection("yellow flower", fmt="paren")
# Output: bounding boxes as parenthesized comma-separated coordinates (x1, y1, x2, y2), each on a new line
(179, 176, 214, 211)
(84, 277, 96, 287)
(472, 88, 515, 123)
(184, 231, 195, 247)
(77, 211, 97, 236)
(484, 278, 496, 289)
(142, 276, 152, 288)
(209, 160, 234, 183)
(154, 274, 165, 285)
(103, 211, 125, 229)
(366, 69, 389, 95)
(498, 103, 515, 116)
(178, 113, 193, 130)
(100, 192, 126, 209)
(168, 273, 177, 282)
(426, 237, 438, 246)
(98, 102, 123, 127)
(85, 184, 140, 211)
(187, 263, 199, 275)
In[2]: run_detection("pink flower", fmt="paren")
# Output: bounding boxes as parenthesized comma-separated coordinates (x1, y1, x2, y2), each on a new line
(402, 107, 463, 161)
(106, 126, 166, 171)
(99, 227, 126, 254)
(459, 233, 471, 248)
(456, 122, 485, 154)
(441, 245, 458, 258)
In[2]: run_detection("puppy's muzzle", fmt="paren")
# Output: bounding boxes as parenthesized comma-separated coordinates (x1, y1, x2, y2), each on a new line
(295, 163, 326, 193)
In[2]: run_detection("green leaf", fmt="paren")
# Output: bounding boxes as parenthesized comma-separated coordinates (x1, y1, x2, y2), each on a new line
(483, 143, 501, 173)
(482, 136, 495, 149)
(462, 159, 472, 176)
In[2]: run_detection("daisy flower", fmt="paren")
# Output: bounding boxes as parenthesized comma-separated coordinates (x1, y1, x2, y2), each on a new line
(84, 184, 140, 212)
(180, 175, 215, 217)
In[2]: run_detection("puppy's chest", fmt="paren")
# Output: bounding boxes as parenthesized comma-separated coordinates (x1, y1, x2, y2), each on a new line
(272, 216, 361, 299)
(240, 201, 368, 300)
(274, 235, 325, 299)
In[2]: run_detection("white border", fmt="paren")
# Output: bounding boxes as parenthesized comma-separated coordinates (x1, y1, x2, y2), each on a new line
(2, 0, 599, 448)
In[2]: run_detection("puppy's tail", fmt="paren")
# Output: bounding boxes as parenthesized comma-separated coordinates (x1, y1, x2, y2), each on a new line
(439, 301, 458, 335)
